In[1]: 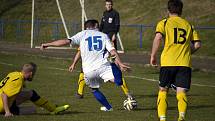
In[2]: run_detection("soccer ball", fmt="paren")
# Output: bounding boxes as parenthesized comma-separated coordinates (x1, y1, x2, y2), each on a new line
(123, 97, 137, 111)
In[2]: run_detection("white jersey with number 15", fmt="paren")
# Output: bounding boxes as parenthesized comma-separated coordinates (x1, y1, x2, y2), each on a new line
(68, 29, 115, 73)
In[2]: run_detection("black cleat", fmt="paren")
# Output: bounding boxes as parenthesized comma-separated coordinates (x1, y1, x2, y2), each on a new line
(75, 93, 84, 99)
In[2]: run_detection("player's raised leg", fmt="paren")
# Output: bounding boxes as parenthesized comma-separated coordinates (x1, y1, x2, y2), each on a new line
(121, 78, 129, 96)
(110, 62, 133, 98)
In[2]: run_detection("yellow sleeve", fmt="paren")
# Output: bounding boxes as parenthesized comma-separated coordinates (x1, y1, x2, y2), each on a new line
(155, 19, 166, 35)
(191, 25, 200, 41)
(77, 47, 80, 51)
(2, 77, 23, 97)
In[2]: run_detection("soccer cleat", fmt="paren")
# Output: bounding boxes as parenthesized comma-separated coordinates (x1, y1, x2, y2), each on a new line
(127, 93, 134, 99)
(75, 93, 84, 99)
(100, 106, 113, 112)
(159, 116, 166, 121)
(50, 104, 70, 115)
(178, 112, 185, 121)
(178, 116, 185, 121)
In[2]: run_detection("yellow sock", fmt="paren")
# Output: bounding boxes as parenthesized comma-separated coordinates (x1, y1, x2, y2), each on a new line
(33, 97, 56, 112)
(177, 92, 187, 120)
(120, 78, 129, 95)
(78, 72, 86, 95)
(157, 91, 167, 121)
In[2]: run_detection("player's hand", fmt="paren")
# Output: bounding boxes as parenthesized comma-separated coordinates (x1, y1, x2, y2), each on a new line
(4, 112, 13, 117)
(112, 34, 116, 41)
(69, 64, 75, 72)
(40, 43, 49, 50)
(119, 63, 131, 72)
(150, 56, 158, 67)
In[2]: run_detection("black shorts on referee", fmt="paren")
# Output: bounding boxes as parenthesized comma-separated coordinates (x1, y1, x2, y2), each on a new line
(107, 32, 117, 49)
(159, 66, 192, 90)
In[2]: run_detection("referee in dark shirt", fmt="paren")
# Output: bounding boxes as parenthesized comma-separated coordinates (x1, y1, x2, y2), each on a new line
(100, 0, 134, 101)
(100, 0, 120, 49)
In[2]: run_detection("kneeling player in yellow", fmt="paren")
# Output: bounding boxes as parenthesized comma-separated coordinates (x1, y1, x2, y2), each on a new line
(150, 0, 201, 121)
(69, 49, 131, 99)
(0, 62, 69, 117)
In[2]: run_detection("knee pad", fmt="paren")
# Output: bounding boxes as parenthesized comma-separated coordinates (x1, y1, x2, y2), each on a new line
(111, 63, 123, 86)
(30, 90, 41, 102)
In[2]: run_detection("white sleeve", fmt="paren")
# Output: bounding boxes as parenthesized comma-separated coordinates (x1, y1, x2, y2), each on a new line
(104, 34, 115, 52)
(68, 31, 83, 45)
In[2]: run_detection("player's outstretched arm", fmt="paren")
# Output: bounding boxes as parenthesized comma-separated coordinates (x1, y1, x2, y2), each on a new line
(69, 50, 81, 72)
(191, 41, 201, 54)
(110, 49, 130, 71)
(40, 39, 70, 50)
(150, 33, 162, 66)
(1, 93, 13, 117)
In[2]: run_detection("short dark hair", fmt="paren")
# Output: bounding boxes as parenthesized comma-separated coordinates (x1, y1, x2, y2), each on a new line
(168, 0, 183, 15)
(84, 19, 99, 29)
(22, 62, 37, 73)
(105, 0, 113, 4)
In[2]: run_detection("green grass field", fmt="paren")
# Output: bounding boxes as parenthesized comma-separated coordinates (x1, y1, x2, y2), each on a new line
(0, 51, 215, 121)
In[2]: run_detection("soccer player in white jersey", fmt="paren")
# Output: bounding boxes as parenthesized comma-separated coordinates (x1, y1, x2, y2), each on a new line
(40, 19, 130, 111)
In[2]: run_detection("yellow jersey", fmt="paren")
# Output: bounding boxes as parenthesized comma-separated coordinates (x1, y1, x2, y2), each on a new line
(0, 72, 24, 112)
(156, 16, 200, 67)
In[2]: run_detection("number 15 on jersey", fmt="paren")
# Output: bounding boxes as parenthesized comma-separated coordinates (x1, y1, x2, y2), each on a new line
(85, 36, 103, 51)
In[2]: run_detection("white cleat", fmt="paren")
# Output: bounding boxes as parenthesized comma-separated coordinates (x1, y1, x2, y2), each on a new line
(100, 106, 113, 112)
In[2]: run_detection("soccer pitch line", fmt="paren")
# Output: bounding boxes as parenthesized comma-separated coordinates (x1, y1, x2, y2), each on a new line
(42, 67, 215, 88)
(125, 76, 215, 88)
(1, 61, 215, 88)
